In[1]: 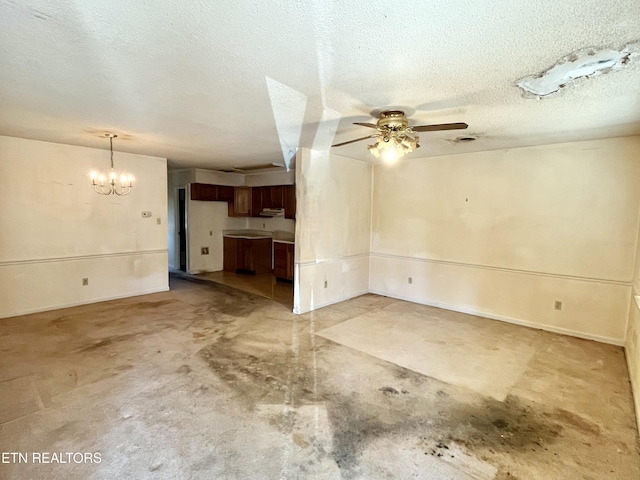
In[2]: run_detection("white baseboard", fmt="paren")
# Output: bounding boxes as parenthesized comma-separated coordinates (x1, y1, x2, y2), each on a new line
(0, 287, 171, 320)
(369, 289, 625, 346)
(625, 349, 640, 436)
(294, 289, 369, 315)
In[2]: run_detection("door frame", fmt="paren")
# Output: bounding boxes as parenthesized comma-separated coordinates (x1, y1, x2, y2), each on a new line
(176, 186, 189, 272)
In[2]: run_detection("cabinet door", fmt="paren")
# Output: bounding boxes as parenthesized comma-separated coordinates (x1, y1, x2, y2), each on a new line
(238, 238, 252, 271)
(223, 237, 238, 272)
(252, 238, 272, 274)
(284, 185, 296, 219)
(274, 242, 294, 280)
(216, 185, 235, 202)
(273, 242, 287, 279)
(229, 187, 252, 217)
(285, 244, 294, 280)
(251, 187, 264, 217)
(268, 186, 285, 208)
(191, 183, 215, 201)
(191, 183, 236, 202)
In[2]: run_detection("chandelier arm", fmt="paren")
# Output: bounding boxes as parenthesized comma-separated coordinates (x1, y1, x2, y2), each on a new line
(94, 184, 110, 195)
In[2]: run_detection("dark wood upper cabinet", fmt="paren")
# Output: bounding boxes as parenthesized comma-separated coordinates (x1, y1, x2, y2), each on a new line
(190, 183, 215, 201)
(251, 184, 295, 217)
(216, 185, 235, 202)
(193, 182, 295, 219)
(228, 186, 252, 217)
(284, 185, 296, 219)
(267, 186, 285, 209)
(251, 186, 265, 217)
(190, 183, 235, 202)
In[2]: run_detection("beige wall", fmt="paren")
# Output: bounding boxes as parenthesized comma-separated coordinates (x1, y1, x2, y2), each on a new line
(370, 136, 640, 344)
(294, 149, 372, 314)
(244, 170, 295, 186)
(0, 136, 169, 318)
(187, 197, 245, 273)
(626, 295, 640, 434)
(626, 197, 640, 435)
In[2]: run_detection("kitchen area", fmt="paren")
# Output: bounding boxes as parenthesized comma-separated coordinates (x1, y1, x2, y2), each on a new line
(168, 171, 296, 308)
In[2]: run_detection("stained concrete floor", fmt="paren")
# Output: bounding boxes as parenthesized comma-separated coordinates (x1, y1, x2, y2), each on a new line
(192, 270, 294, 308)
(0, 277, 638, 479)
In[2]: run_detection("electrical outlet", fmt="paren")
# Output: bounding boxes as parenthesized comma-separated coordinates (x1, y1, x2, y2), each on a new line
(141, 211, 152, 218)
(408, 277, 413, 284)
(324, 280, 328, 289)
(554, 300, 563, 310)
(201, 247, 209, 255)
(82, 278, 89, 286)
(156, 217, 161, 225)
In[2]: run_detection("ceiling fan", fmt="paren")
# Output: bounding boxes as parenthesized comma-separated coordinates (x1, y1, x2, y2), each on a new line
(332, 110, 468, 163)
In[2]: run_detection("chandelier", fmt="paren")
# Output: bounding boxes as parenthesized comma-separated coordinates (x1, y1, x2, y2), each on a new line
(368, 130, 419, 164)
(90, 134, 133, 196)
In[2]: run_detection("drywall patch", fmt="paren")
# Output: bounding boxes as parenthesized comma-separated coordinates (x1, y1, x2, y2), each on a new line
(517, 44, 638, 97)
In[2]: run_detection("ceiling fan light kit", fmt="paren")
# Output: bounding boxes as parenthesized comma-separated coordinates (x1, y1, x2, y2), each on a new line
(332, 109, 468, 164)
(368, 130, 420, 164)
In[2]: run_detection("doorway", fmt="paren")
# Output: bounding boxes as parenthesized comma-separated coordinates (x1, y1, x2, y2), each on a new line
(178, 188, 187, 271)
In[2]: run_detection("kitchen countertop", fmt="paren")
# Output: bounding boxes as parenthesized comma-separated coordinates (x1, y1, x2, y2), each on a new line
(223, 229, 294, 242)
(223, 232, 272, 239)
(273, 239, 294, 244)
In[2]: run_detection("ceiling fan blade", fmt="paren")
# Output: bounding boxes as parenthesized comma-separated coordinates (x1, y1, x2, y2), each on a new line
(332, 135, 377, 147)
(411, 122, 468, 132)
(353, 122, 379, 129)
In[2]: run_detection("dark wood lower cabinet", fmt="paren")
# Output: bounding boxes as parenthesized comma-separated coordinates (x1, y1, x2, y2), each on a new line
(223, 237, 272, 274)
(273, 242, 294, 281)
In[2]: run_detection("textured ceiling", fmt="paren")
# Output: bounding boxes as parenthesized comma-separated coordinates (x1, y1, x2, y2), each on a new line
(0, 0, 639, 169)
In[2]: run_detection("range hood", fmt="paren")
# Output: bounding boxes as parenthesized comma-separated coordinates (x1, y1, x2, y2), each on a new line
(260, 208, 284, 217)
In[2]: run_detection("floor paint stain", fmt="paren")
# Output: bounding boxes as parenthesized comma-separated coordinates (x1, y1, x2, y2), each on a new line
(74, 333, 138, 353)
(197, 334, 568, 478)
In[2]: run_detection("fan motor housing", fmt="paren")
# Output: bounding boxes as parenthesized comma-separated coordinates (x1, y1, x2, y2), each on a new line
(378, 110, 409, 130)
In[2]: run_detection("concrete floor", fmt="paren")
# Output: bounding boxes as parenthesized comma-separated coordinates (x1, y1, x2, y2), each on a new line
(192, 270, 294, 308)
(0, 277, 638, 479)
